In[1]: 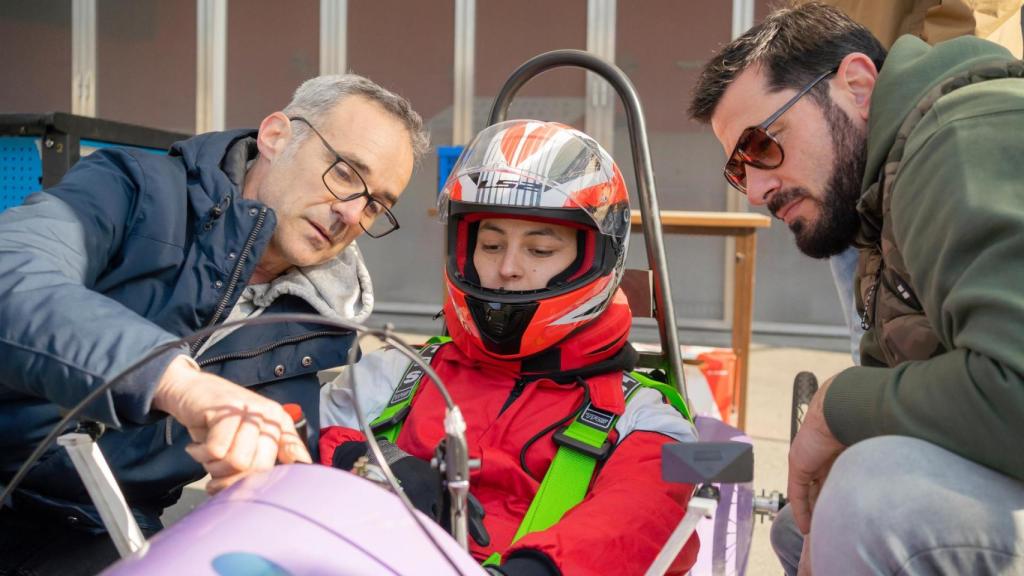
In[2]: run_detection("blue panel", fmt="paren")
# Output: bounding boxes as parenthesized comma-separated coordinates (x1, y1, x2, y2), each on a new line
(80, 139, 167, 155)
(0, 137, 43, 211)
(436, 145, 464, 194)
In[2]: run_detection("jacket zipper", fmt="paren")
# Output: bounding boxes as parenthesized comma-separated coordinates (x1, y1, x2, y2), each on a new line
(190, 206, 268, 355)
(499, 377, 528, 415)
(172, 205, 267, 444)
(860, 272, 881, 331)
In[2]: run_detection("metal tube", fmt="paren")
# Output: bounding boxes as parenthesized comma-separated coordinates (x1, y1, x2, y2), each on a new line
(644, 496, 717, 576)
(453, 0, 476, 145)
(486, 50, 689, 403)
(57, 433, 148, 558)
(318, 0, 348, 76)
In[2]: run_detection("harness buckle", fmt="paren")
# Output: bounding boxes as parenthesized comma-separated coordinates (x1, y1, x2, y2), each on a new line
(553, 426, 612, 461)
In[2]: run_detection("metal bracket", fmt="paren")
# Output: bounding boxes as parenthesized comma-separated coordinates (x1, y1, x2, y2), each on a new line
(57, 432, 147, 558)
(644, 493, 718, 576)
(753, 489, 787, 522)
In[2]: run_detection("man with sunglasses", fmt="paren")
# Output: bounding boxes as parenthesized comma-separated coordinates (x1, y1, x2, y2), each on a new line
(0, 74, 428, 574)
(690, 3, 1024, 575)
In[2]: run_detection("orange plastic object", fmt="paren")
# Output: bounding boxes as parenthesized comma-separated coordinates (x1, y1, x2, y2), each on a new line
(282, 403, 304, 423)
(696, 349, 737, 419)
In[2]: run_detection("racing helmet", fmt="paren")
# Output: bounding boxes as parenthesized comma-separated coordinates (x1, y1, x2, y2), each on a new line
(438, 119, 630, 359)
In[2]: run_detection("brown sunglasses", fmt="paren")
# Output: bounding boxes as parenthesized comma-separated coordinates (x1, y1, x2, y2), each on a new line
(724, 68, 838, 193)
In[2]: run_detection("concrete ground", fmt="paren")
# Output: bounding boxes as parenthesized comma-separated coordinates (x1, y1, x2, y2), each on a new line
(162, 338, 855, 575)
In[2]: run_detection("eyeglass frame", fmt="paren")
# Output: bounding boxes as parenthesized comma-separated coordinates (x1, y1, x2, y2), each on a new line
(288, 115, 400, 238)
(723, 67, 838, 194)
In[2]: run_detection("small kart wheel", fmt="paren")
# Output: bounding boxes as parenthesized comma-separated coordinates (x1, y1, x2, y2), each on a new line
(790, 371, 819, 444)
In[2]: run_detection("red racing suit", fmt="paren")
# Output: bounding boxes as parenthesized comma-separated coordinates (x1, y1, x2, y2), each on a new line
(319, 292, 699, 575)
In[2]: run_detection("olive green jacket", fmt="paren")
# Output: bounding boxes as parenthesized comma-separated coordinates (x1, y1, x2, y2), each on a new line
(825, 35, 1024, 480)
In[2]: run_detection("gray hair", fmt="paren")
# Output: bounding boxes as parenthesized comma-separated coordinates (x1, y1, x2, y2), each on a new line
(282, 74, 430, 161)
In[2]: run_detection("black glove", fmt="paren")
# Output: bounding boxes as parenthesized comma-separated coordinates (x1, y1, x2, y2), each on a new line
(331, 440, 370, 470)
(390, 447, 445, 522)
(466, 492, 490, 547)
(330, 439, 444, 522)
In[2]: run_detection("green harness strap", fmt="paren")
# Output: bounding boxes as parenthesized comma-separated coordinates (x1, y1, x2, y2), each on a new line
(369, 346, 691, 568)
(484, 370, 690, 566)
(370, 336, 451, 443)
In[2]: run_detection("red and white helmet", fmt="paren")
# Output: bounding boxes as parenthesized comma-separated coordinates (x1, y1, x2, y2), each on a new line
(438, 119, 630, 359)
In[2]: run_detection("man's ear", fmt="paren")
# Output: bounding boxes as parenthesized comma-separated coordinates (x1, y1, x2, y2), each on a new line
(835, 52, 878, 122)
(256, 111, 293, 161)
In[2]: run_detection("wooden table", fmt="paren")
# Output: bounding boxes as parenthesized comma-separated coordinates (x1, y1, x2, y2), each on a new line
(631, 210, 771, 430)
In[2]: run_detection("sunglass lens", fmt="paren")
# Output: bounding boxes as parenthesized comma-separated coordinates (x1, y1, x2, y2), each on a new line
(737, 128, 782, 168)
(725, 157, 747, 192)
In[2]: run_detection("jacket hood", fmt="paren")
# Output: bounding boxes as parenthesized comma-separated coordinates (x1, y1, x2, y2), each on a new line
(254, 241, 374, 322)
(169, 128, 256, 208)
(863, 35, 1015, 194)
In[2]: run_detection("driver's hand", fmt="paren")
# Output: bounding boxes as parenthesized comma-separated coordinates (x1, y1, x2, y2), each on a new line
(154, 355, 312, 494)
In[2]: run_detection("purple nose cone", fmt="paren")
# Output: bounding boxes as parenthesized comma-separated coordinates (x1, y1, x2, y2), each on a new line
(103, 464, 485, 576)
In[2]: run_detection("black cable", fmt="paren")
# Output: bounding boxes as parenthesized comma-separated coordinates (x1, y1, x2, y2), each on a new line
(0, 312, 468, 575)
(518, 376, 591, 481)
(347, 327, 468, 574)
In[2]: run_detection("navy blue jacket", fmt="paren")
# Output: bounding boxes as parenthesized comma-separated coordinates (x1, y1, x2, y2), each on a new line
(0, 130, 356, 531)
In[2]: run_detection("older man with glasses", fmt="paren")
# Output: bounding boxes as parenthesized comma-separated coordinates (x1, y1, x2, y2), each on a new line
(0, 74, 429, 575)
(690, 3, 1024, 575)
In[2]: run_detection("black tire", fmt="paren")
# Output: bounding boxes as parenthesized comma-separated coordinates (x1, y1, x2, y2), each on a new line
(790, 371, 819, 444)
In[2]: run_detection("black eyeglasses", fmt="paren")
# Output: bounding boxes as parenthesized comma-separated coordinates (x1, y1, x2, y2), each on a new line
(289, 116, 400, 238)
(724, 68, 838, 194)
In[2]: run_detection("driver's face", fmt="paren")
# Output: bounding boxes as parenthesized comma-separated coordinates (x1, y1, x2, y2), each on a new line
(473, 218, 578, 291)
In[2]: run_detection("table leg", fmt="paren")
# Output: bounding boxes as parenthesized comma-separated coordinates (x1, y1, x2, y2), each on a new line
(732, 232, 758, 430)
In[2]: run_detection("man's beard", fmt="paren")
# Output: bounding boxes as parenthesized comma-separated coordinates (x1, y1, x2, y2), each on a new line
(768, 97, 867, 259)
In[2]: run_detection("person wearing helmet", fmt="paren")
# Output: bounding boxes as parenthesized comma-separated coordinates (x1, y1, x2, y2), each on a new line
(319, 119, 699, 575)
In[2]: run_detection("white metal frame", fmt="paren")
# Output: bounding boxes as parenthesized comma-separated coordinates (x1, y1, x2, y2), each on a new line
(71, 0, 97, 117)
(585, 0, 616, 153)
(57, 433, 147, 558)
(644, 494, 717, 576)
(196, 0, 227, 133)
(319, 0, 348, 75)
(722, 0, 757, 325)
(453, 0, 476, 145)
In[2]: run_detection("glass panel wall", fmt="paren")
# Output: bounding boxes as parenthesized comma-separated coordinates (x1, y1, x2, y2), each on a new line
(348, 0, 455, 307)
(0, 1, 72, 114)
(748, 0, 844, 328)
(616, 0, 732, 324)
(225, 0, 319, 130)
(97, 0, 195, 134)
(475, 0, 588, 131)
